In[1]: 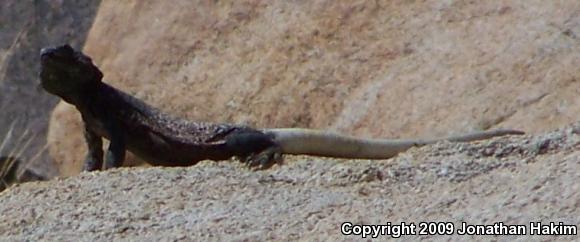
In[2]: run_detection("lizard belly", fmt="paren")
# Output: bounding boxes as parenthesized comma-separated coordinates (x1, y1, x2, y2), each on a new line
(123, 128, 212, 166)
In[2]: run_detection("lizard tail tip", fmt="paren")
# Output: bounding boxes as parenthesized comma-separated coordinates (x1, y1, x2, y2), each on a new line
(498, 129, 525, 135)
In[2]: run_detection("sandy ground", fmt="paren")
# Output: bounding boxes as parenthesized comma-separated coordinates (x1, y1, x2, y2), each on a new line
(1, 123, 578, 241)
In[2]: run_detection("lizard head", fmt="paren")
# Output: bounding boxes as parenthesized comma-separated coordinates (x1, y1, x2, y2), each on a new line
(39, 44, 103, 102)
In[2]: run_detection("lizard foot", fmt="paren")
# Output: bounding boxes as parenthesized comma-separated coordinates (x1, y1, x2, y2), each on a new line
(240, 146, 283, 170)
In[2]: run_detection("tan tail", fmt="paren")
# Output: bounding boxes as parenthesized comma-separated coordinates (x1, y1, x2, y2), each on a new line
(263, 128, 524, 159)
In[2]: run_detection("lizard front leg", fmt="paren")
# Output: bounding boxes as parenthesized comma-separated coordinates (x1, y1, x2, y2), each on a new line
(103, 120, 126, 170)
(83, 126, 104, 171)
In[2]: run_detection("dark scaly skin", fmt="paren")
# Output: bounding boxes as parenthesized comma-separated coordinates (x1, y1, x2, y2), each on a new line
(40, 45, 280, 171)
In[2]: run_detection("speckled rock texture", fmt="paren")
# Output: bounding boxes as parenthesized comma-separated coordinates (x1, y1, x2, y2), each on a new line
(1, 123, 578, 241)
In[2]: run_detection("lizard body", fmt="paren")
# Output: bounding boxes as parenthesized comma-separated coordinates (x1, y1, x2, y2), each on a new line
(40, 45, 523, 170)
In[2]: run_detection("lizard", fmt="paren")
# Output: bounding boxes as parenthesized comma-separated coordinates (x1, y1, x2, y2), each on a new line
(39, 44, 524, 171)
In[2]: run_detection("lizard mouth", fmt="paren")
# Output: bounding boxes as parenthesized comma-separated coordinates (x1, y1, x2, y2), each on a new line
(39, 45, 78, 84)
(40, 47, 55, 58)
(40, 48, 65, 67)
(39, 46, 71, 93)
(40, 48, 54, 64)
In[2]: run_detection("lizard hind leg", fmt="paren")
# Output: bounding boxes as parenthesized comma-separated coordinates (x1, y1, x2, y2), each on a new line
(242, 146, 283, 170)
(224, 130, 283, 169)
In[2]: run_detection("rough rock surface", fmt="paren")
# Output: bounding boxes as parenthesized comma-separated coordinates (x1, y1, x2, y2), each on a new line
(48, 0, 580, 175)
(1, 123, 578, 241)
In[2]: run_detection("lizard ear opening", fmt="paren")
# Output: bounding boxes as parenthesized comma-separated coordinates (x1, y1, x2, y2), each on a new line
(74, 51, 103, 83)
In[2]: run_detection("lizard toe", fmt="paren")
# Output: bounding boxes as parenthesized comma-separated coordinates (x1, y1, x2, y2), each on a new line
(239, 146, 284, 170)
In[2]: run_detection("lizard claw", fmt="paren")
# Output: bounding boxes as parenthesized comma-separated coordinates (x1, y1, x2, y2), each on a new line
(242, 146, 283, 170)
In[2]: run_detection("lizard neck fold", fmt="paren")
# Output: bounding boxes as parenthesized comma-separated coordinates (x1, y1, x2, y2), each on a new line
(60, 82, 102, 108)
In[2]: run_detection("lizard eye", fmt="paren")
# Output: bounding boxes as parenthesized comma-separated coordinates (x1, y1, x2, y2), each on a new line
(60, 44, 74, 54)
(51, 44, 76, 60)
